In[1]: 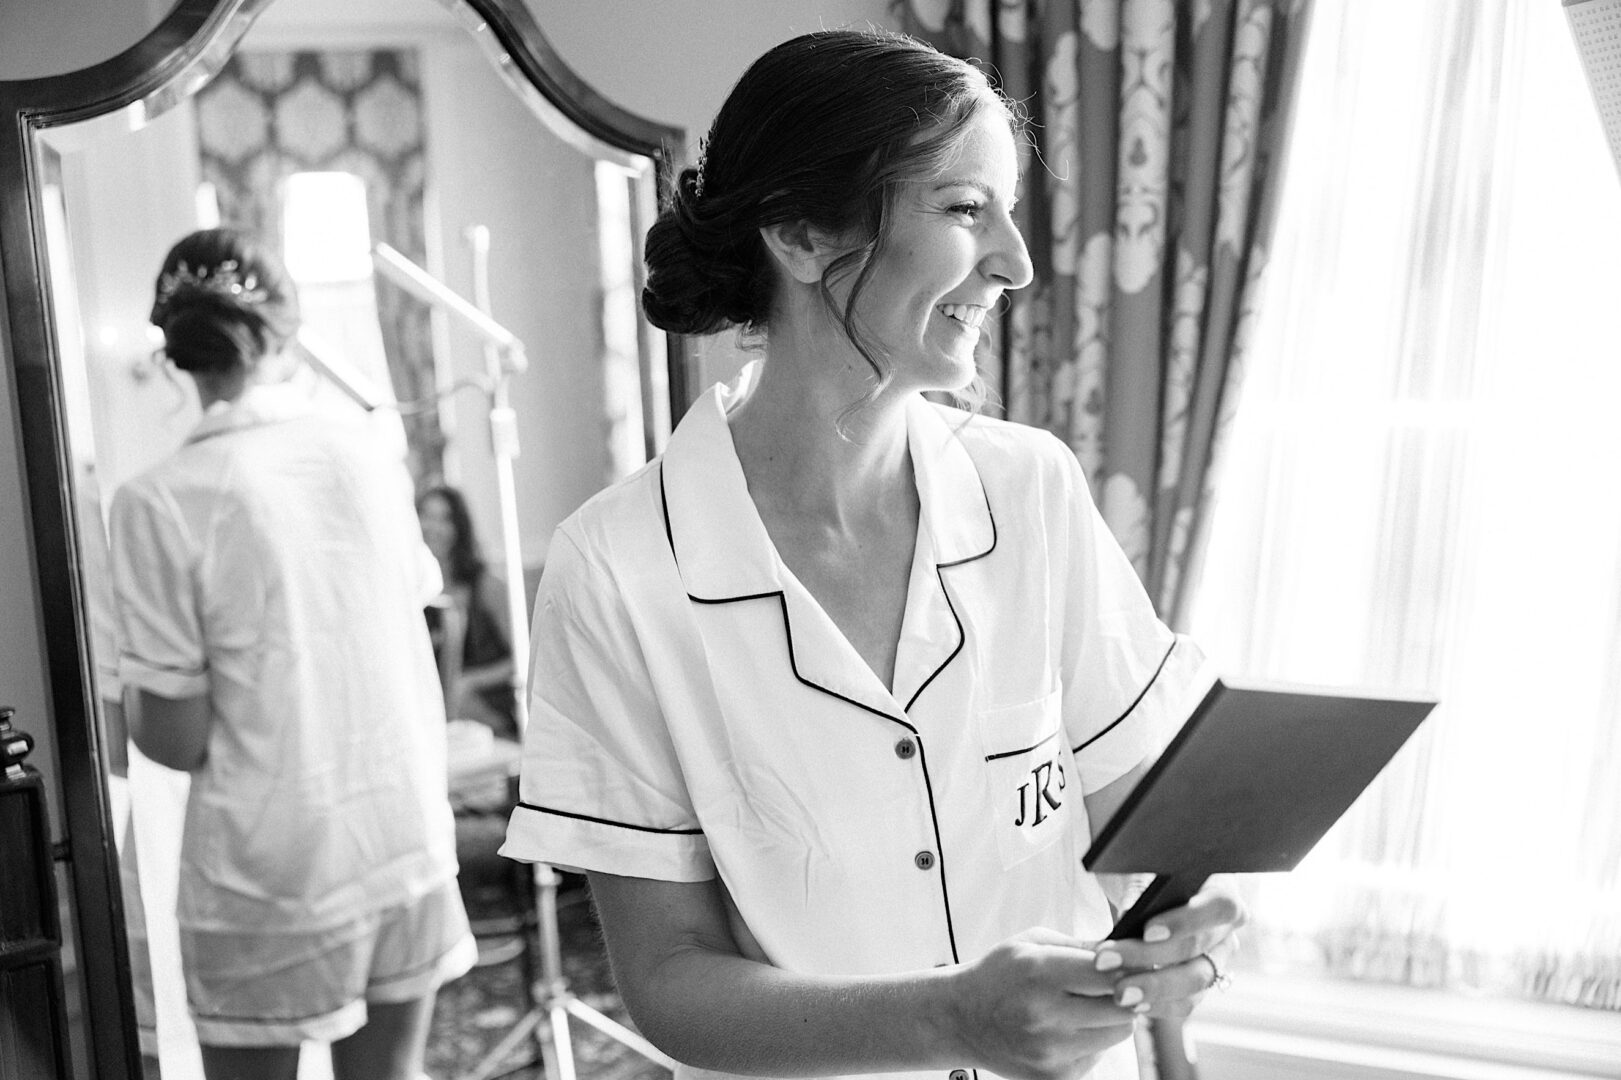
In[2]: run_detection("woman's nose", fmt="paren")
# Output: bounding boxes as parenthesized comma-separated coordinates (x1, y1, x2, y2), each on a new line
(983, 218, 1034, 290)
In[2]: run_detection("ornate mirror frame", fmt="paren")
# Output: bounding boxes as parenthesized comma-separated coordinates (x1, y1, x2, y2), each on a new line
(0, 2, 685, 1074)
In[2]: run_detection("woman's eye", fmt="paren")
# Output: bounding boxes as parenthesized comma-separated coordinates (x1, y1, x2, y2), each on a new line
(949, 202, 985, 220)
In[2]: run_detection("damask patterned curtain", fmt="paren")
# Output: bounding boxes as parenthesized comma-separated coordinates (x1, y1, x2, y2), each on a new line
(896, 0, 1311, 629)
(895, 3, 1314, 1076)
(193, 49, 442, 485)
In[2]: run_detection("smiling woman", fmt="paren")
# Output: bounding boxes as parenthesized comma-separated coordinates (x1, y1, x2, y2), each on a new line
(815, 111, 1033, 403)
(498, 26, 1240, 1080)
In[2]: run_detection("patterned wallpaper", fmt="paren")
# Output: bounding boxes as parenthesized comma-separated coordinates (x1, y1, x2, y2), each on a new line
(194, 48, 442, 483)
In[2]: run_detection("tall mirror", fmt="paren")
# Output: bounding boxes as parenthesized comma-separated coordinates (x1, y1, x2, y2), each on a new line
(0, 0, 685, 1075)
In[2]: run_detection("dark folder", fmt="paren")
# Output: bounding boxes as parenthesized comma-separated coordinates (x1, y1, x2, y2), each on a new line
(1082, 678, 1437, 940)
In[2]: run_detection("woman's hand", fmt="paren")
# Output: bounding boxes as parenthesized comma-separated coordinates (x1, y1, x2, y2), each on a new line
(944, 927, 1138, 1080)
(1089, 876, 1247, 1020)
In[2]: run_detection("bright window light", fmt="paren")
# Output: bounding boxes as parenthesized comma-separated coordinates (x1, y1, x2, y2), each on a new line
(282, 171, 373, 283)
(194, 182, 220, 229)
(1188, 0, 1621, 1010)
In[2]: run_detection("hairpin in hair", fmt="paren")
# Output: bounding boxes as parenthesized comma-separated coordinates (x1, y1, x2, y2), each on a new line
(155, 259, 268, 311)
(692, 140, 709, 200)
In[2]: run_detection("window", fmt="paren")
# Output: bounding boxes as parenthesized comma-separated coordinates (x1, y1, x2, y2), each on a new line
(1188, 0, 1621, 1017)
(279, 170, 393, 414)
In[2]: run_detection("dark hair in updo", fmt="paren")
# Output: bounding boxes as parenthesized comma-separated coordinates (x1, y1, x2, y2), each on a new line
(149, 227, 300, 377)
(641, 28, 1012, 382)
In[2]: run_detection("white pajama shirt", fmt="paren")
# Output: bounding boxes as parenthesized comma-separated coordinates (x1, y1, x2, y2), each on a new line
(109, 383, 458, 937)
(502, 370, 1207, 1080)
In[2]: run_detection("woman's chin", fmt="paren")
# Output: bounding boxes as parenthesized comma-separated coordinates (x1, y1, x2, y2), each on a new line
(928, 349, 981, 396)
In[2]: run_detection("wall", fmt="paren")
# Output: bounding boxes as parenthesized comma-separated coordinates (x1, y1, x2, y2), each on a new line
(530, 0, 894, 161)
(528, 0, 896, 391)
(418, 28, 608, 568)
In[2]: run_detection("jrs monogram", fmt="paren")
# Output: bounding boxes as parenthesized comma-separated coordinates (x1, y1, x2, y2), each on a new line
(1013, 756, 1066, 827)
(980, 692, 1070, 868)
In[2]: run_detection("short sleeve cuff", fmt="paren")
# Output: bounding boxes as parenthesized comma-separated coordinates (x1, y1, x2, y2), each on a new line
(1072, 635, 1215, 790)
(119, 656, 208, 699)
(1073, 699, 1163, 790)
(501, 802, 716, 882)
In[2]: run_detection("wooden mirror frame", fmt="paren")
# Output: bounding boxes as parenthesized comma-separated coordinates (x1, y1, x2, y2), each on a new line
(0, 3, 685, 1074)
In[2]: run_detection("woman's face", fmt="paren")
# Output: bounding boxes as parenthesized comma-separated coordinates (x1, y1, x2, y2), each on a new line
(839, 108, 1034, 394)
(418, 494, 457, 563)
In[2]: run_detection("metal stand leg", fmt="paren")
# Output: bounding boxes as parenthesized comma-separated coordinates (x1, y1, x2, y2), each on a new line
(456, 865, 675, 1080)
(446, 230, 673, 1080)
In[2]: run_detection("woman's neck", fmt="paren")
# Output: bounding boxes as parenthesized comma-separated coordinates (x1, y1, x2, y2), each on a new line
(192, 367, 249, 410)
(190, 349, 295, 410)
(727, 321, 915, 530)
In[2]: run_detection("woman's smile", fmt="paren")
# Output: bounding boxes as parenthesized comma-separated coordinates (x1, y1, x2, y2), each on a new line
(938, 303, 989, 333)
(840, 108, 1033, 393)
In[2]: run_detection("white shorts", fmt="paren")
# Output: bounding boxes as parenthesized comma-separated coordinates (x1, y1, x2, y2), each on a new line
(181, 881, 478, 1047)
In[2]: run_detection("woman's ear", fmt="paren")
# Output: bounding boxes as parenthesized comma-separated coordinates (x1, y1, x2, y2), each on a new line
(759, 220, 844, 285)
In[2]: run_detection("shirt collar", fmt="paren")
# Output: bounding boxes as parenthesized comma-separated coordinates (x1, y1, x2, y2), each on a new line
(186, 381, 314, 445)
(660, 366, 995, 600)
(905, 394, 997, 568)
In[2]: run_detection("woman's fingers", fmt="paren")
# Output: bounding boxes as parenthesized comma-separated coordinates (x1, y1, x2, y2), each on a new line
(1092, 880, 1247, 972)
(994, 928, 1122, 1000)
(1113, 937, 1239, 1018)
(1085, 878, 1247, 1019)
(950, 929, 1146, 1078)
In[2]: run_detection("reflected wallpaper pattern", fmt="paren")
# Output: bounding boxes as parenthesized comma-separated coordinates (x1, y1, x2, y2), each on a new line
(193, 49, 443, 484)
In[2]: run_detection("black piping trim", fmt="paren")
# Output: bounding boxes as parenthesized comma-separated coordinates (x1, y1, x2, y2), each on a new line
(933, 463, 998, 570)
(660, 461, 675, 552)
(902, 567, 964, 714)
(984, 726, 1060, 763)
(902, 462, 994, 712)
(691, 588, 920, 735)
(517, 801, 703, 835)
(913, 736, 962, 964)
(1072, 637, 1179, 755)
(661, 464, 919, 733)
(658, 463, 974, 964)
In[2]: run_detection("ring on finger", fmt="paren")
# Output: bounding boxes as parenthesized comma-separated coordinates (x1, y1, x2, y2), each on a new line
(1200, 951, 1233, 992)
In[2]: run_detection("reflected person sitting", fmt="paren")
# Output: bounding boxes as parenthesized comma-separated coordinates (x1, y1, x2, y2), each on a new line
(501, 28, 1244, 1080)
(417, 483, 519, 740)
(107, 227, 475, 1080)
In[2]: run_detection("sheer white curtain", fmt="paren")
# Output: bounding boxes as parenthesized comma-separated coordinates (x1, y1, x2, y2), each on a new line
(1188, 0, 1621, 1008)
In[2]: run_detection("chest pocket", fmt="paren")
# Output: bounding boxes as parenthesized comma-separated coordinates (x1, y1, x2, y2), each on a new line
(979, 690, 1075, 869)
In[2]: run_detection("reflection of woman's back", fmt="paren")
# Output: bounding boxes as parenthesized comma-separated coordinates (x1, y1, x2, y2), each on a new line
(144, 410, 445, 918)
(108, 228, 473, 1080)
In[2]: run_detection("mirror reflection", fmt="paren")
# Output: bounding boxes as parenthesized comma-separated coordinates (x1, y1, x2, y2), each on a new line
(36, 0, 674, 1075)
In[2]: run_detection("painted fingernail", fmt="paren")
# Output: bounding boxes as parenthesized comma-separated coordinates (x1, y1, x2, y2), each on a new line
(1117, 986, 1143, 1007)
(1143, 924, 1171, 943)
(1094, 950, 1122, 972)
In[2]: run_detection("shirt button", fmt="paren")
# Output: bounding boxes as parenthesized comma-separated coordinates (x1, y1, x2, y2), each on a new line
(949, 1071, 969, 1080)
(895, 737, 917, 759)
(914, 850, 936, 871)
